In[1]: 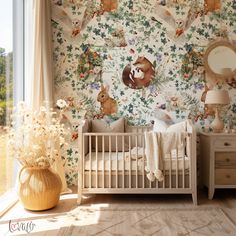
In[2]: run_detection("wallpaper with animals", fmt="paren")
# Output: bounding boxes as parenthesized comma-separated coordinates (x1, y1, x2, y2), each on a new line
(51, 0, 236, 185)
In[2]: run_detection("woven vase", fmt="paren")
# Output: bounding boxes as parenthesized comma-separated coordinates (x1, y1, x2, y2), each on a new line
(18, 167, 62, 211)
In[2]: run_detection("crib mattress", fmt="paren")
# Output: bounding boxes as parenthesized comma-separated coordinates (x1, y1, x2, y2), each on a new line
(84, 152, 190, 171)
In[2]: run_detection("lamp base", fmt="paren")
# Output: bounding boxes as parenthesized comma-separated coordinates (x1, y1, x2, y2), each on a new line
(211, 108, 224, 133)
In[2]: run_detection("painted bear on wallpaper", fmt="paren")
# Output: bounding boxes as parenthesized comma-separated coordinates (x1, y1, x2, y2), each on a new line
(122, 57, 155, 89)
(97, 85, 118, 116)
(204, 0, 221, 14)
(101, 0, 118, 13)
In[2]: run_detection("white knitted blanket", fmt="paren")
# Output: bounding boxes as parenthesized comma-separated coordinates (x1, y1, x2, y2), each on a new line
(144, 131, 184, 182)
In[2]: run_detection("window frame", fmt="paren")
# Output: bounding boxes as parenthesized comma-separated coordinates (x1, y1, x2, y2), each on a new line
(0, 0, 25, 217)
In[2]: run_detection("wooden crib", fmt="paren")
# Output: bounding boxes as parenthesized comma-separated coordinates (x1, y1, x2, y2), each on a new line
(77, 120, 197, 205)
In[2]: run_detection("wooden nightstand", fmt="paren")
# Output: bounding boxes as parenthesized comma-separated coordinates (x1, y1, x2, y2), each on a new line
(200, 132, 236, 199)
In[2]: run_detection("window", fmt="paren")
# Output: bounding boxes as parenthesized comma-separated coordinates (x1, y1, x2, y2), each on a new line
(0, 0, 14, 197)
(0, 0, 24, 201)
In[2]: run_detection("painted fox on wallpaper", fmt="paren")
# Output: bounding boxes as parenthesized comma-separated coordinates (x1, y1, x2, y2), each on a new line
(122, 57, 155, 89)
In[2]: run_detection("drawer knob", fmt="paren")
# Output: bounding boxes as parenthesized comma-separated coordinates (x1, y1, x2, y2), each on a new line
(226, 175, 231, 179)
(226, 158, 230, 162)
(224, 142, 231, 146)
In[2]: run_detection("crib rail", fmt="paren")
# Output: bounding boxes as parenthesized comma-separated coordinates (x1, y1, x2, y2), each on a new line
(81, 132, 192, 192)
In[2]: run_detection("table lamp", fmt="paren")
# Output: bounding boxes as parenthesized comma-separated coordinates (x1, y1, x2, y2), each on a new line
(205, 90, 230, 133)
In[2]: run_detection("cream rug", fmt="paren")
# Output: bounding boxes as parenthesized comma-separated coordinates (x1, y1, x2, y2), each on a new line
(1, 207, 236, 235)
(61, 207, 236, 236)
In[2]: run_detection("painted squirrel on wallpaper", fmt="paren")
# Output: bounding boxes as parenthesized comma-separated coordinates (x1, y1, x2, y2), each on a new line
(122, 57, 155, 89)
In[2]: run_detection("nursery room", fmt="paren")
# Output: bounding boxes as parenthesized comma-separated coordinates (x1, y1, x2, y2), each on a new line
(0, 0, 236, 235)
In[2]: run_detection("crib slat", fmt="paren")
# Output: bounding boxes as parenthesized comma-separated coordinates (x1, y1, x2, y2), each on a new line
(89, 135, 92, 189)
(155, 140, 158, 189)
(122, 136, 125, 188)
(96, 135, 98, 189)
(102, 135, 105, 188)
(109, 135, 111, 189)
(82, 134, 85, 189)
(183, 137, 185, 189)
(189, 136, 191, 189)
(116, 135, 118, 189)
(142, 134, 145, 188)
(136, 135, 138, 188)
(169, 150, 172, 189)
(129, 136, 131, 188)
(163, 153, 165, 189)
(149, 133, 152, 189)
(176, 148, 179, 189)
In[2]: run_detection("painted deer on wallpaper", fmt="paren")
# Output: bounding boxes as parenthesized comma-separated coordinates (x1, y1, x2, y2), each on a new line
(195, 84, 215, 121)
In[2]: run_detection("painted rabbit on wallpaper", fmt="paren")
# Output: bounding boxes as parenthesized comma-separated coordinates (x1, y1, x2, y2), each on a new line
(97, 85, 118, 116)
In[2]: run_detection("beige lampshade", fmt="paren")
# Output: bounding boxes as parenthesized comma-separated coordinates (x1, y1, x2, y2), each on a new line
(205, 90, 230, 105)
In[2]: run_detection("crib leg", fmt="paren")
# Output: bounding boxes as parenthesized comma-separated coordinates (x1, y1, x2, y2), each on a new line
(77, 191, 82, 205)
(192, 192, 198, 205)
(77, 183, 82, 205)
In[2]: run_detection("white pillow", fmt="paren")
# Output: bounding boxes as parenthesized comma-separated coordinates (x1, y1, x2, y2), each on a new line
(153, 119, 169, 132)
(166, 121, 186, 133)
(153, 119, 186, 133)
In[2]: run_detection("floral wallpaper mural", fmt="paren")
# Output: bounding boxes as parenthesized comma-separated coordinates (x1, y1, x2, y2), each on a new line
(51, 0, 236, 185)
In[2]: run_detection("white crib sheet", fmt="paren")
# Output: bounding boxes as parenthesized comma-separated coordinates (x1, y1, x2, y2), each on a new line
(84, 152, 190, 171)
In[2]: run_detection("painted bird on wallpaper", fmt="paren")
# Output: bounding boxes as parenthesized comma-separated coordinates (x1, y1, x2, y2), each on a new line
(52, 3, 86, 39)
(97, 85, 118, 116)
(152, 5, 197, 42)
(122, 57, 155, 89)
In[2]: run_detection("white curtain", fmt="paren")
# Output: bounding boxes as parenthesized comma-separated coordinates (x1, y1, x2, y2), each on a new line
(31, 0, 53, 109)
(25, 0, 70, 194)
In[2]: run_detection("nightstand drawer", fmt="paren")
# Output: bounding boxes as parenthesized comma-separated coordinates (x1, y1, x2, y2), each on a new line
(215, 169, 236, 185)
(215, 152, 236, 168)
(214, 139, 236, 150)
